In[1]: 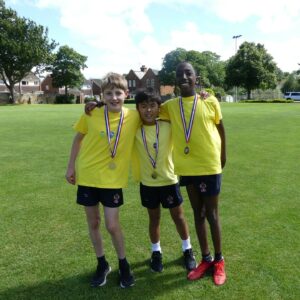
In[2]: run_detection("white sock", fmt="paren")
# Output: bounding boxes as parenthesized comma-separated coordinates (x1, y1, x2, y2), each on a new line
(182, 237, 192, 251)
(151, 241, 162, 253)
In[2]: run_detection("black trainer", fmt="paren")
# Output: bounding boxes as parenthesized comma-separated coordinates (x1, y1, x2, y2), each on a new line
(183, 248, 197, 271)
(150, 251, 163, 272)
(119, 267, 135, 288)
(91, 263, 111, 287)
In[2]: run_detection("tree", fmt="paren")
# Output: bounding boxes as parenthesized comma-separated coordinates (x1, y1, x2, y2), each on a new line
(159, 48, 225, 92)
(281, 72, 300, 93)
(50, 45, 87, 96)
(0, 1, 57, 103)
(225, 42, 277, 99)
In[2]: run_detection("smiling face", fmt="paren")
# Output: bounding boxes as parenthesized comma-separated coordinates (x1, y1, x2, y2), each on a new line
(176, 62, 197, 97)
(137, 101, 160, 125)
(103, 87, 127, 113)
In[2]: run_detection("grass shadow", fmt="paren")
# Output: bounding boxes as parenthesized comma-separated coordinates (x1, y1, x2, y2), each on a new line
(0, 257, 195, 300)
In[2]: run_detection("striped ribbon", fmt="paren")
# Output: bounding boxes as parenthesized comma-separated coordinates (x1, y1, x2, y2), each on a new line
(104, 106, 124, 158)
(179, 94, 198, 143)
(141, 120, 159, 169)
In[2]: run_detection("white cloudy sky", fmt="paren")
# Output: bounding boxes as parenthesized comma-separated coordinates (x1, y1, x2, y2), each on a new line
(7, 0, 300, 78)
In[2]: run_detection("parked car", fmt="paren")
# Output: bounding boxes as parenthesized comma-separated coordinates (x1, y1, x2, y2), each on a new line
(284, 92, 300, 101)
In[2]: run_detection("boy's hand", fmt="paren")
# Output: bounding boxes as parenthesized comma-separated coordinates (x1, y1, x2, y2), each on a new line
(85, 101, 97, 115)
(199, 90, 209, 100)
(65, 167, 76, 185)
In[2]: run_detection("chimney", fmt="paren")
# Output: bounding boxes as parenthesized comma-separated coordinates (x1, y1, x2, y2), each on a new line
(140, 65, 147, 72)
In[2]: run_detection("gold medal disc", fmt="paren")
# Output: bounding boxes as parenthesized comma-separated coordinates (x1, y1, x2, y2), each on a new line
(151, 172, 157, 179)
(184, 146, 189, 154)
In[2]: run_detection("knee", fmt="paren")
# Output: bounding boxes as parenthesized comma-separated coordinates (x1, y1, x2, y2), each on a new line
(89, 216, 100, 231)
(206, 210, 219, 226)
(106, 221, 120, 235)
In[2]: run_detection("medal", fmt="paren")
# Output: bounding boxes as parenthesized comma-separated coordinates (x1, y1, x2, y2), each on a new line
(109, 162, 116, 169)
(141, 121, 159, 179)
(151, 171, 158, 179)
(104, 106, 124, 168)
(179, 94, 198, 155)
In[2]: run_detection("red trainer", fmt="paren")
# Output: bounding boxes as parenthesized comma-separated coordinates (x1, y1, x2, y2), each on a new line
(213, 259, 226, 285)
(187, 260, 214, 281)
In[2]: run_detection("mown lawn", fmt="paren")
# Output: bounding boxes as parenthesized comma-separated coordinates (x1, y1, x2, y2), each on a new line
(0, 103, 299, 300)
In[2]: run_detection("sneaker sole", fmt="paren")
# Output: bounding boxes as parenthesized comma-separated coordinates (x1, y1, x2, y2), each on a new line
(120, 281, 135, 288)
(92, 266, 112, 287)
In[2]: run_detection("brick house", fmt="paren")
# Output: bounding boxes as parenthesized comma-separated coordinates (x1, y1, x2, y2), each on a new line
(0, 72, 41, 93)
(126, 65, 161, 98)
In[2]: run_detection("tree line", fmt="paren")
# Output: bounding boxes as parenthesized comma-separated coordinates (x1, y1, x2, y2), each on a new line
(1, 0, 300, 103)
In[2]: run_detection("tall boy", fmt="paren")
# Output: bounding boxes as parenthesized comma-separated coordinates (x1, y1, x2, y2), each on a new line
(65, 73, 140, 288)
(159, 62, 227, 285)
(132, 92, 196, 273)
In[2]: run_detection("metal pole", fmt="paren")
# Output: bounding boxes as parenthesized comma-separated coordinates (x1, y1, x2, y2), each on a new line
(232, 35, 242, 102)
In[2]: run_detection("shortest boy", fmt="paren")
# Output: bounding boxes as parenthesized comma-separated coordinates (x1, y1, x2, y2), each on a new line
(66, 72, 140, 288)
(132, 92, 196, 273)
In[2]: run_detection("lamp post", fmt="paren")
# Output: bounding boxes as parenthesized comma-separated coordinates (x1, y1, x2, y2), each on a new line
(232, 35, 242, 102)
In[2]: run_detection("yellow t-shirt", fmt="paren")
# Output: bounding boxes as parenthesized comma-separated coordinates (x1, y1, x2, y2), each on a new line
(159, 95, 222, 176)
(132, 120, 178, 186)
(74, 107, 140, 188)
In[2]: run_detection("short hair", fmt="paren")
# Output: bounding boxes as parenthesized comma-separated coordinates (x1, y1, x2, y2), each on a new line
(101, 72, 128, 91)
(135, 91, 161, 108)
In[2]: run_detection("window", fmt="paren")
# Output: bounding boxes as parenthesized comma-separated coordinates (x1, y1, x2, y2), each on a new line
(34, 81, 39, 85)
(128, 80, 132, 87)
(22, 81, 27, 85)
(146, 79, 150, 87)
(151, 79, 155, 87)
(132, 80, 136, 87)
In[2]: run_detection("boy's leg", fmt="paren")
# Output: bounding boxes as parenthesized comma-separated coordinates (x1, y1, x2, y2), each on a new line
(103, 206, 134, 288)
(169, 205, 189, 240)
(204, 195, 226, 285)
(84, 205, 111, 287)
(147, 207, 163, 272)
(84, 205, 104, 257)
(186, 185, 214, 280)
(169, 205, 196, 271)
(147, 207, 161, 244)
(103, 206, 125, 258)
(204, 195, 221, 256)
(186, 185, 210, 255)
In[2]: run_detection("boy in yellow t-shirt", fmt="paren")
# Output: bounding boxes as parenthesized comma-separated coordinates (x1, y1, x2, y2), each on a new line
(132, 92, 196, 273)
(159, 62, 227, 286)
(65, 73, 140, 288)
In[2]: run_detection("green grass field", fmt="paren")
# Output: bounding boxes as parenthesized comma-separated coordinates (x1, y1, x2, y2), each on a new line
(0, 103, 299, 300)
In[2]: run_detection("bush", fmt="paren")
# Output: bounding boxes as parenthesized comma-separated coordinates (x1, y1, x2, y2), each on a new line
(55, 94, 75, 104)
(239, 98, 294, 103)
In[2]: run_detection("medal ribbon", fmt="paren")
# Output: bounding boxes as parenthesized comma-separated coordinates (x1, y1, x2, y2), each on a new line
(141, 121, 159, 169)
(179, 94, 198, 143)
(104, 106, 124, 158)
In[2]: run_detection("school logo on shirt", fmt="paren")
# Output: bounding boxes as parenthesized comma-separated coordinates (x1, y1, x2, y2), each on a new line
(113, 193, 120, 204)
(199, 182, 207, 193)
(167, 195, 174, 205)
(110, 131, 115, 139)
(100, 131, 115, 138)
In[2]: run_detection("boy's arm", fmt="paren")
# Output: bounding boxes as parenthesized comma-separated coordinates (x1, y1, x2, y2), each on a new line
(216, 120, 226, 169)
(65, 132, 85, 185)
(84, 100, 104, 115)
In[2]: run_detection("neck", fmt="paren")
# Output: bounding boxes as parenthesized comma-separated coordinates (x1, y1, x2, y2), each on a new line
(180, 90, 196, 97)
(142, 121, 156, 126)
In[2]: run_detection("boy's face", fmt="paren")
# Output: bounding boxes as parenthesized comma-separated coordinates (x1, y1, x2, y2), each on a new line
(137, 101, 160, 125)
(103, 87, 127, 113)
(176, 63, 196, 96)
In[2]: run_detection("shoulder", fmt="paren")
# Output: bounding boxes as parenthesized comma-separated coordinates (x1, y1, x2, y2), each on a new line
(162, 97, 178, 106)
